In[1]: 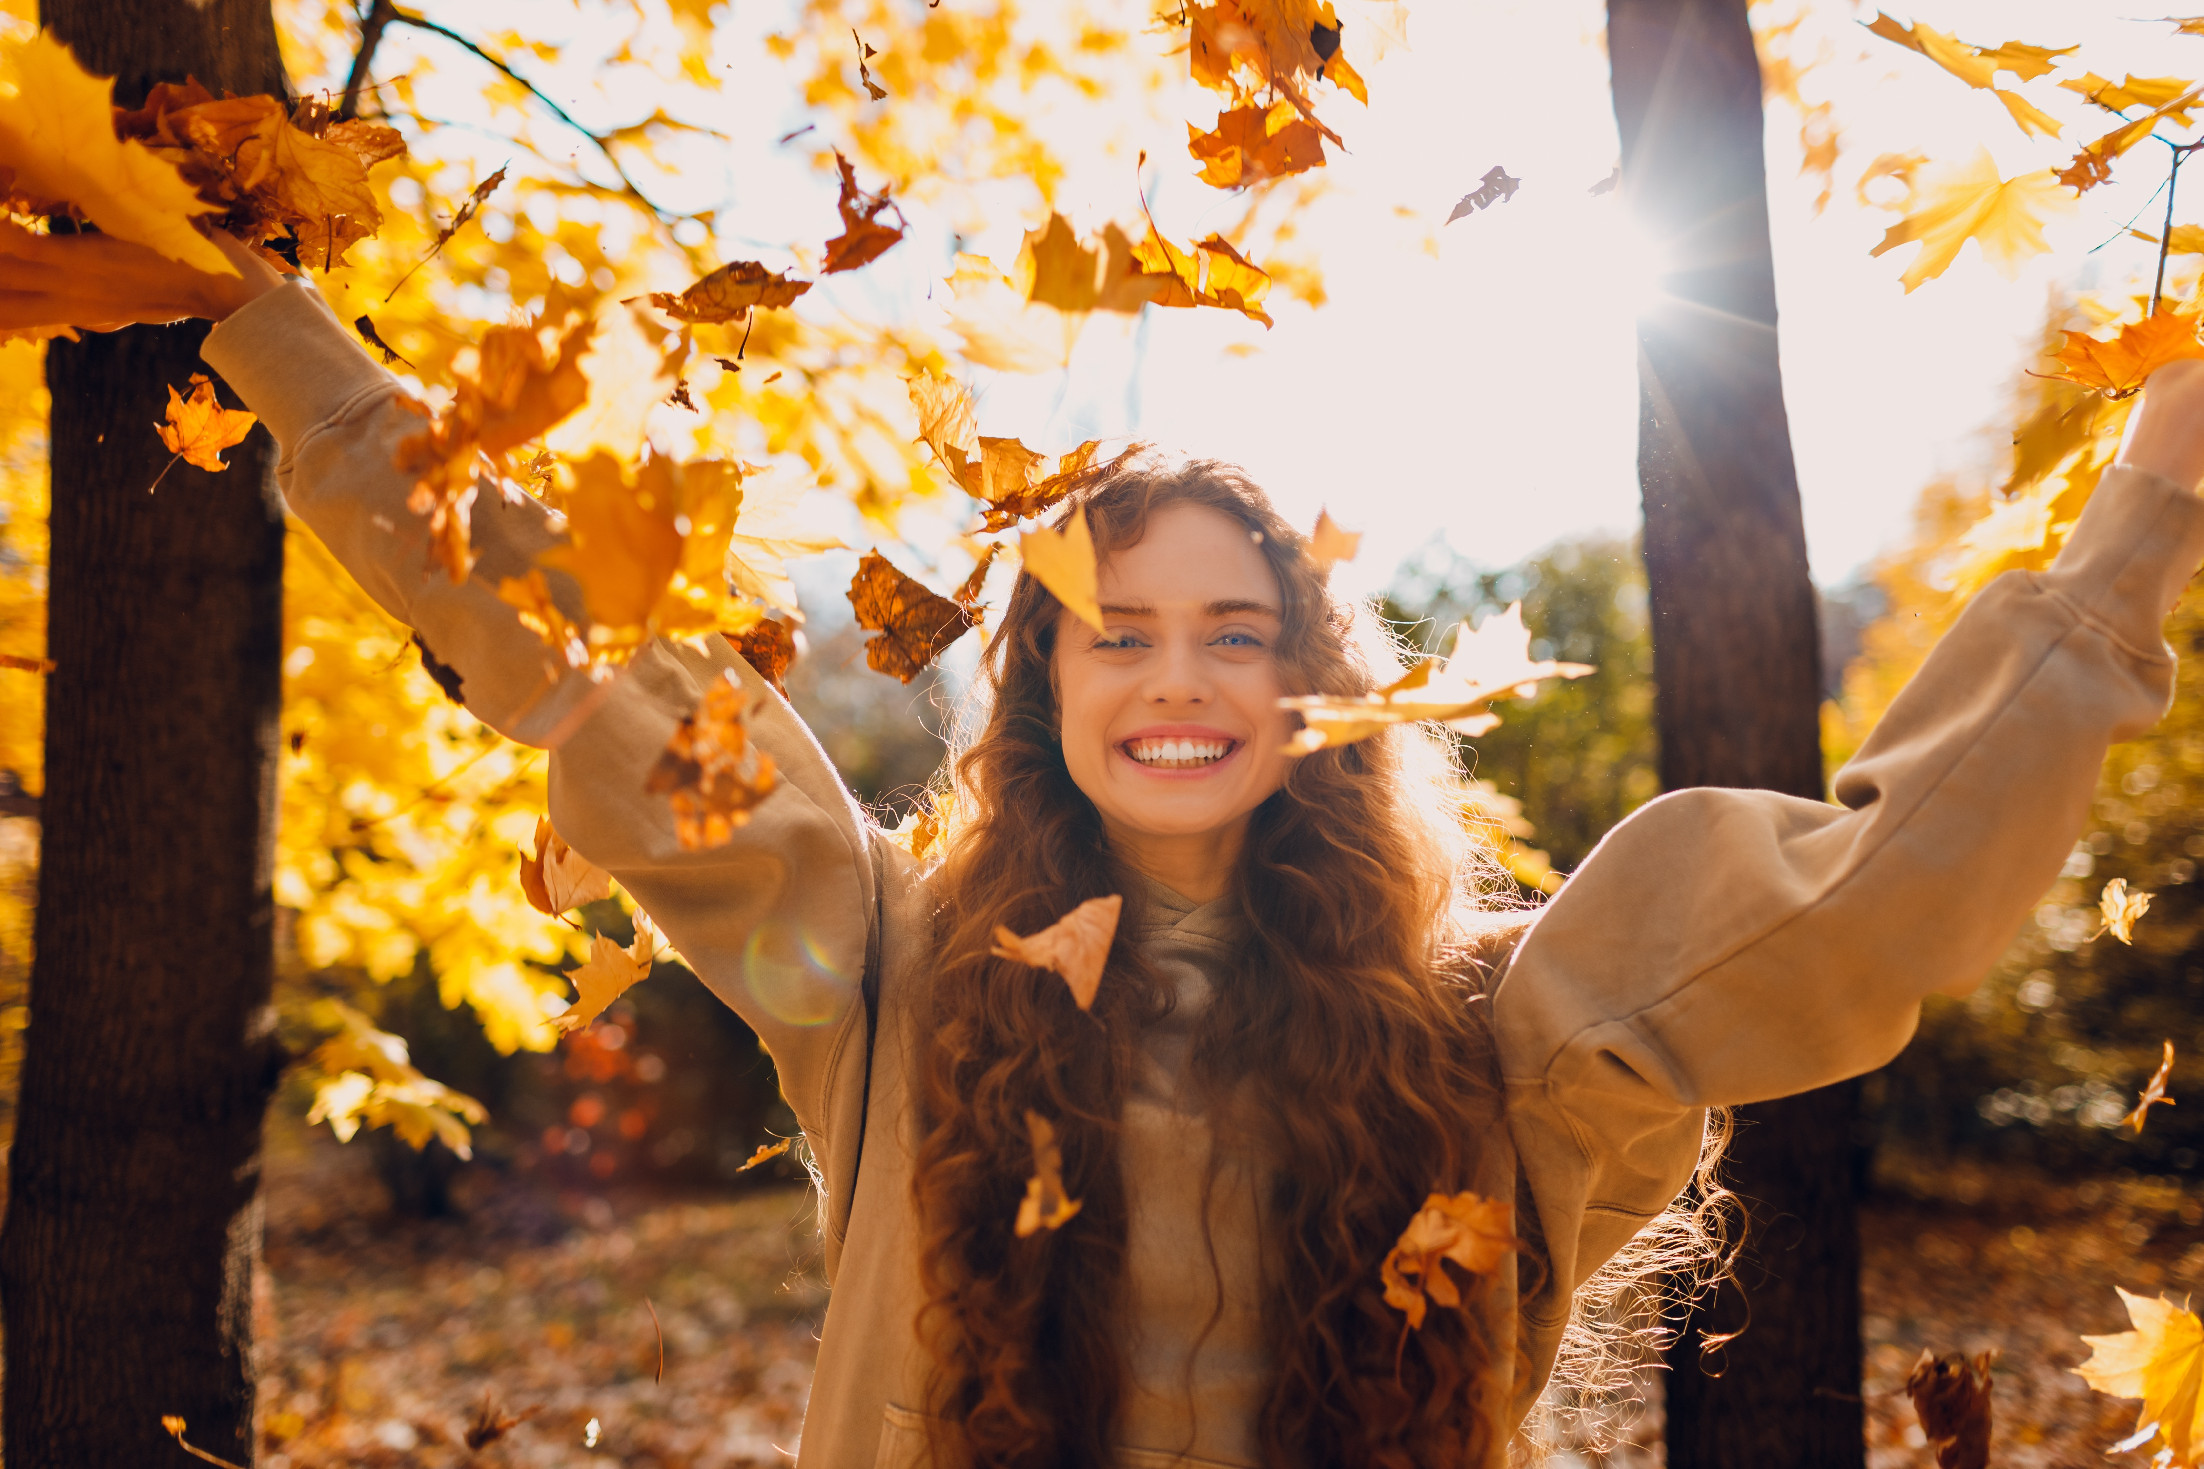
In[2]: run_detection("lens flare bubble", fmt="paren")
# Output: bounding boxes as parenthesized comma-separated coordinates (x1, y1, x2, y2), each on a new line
(742, 919, 855, 1026)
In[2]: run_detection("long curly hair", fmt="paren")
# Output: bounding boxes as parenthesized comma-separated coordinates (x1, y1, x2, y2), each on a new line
(906, 452, 1723, 1467)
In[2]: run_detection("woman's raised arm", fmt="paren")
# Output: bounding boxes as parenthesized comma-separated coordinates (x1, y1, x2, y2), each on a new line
(197, 273, 879, 1169)
(1493, 367, 2204, 1310)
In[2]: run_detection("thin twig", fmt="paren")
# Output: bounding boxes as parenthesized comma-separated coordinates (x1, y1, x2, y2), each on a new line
(346, 740, 532, 832)
(2154, 138, 2202, 314)
(646, 1297, 665, 1383)
(382, 6, 681, 220)
(338, 0, 400, 121)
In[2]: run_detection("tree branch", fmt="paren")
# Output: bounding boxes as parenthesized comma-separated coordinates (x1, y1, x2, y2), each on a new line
(338, 0, 399, 121)
(2154, 138, 2200, 315)
(382, 5, 680, 220)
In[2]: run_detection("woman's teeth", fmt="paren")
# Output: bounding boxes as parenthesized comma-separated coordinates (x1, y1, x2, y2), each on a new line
(1125, 738, 1233, 769)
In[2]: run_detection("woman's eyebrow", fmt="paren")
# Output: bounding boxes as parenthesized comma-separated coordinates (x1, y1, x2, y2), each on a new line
(1207, 598, 1280, 618)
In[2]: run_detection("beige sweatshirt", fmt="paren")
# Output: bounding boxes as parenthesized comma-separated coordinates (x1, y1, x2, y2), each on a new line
(203, 280, 2204, 1468)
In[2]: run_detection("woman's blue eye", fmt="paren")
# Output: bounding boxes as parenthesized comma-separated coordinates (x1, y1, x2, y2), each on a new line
(1213, 631, 1261, 647)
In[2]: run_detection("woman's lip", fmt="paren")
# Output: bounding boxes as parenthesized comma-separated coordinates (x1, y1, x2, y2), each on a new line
(1114, 732, 1245, 779)
(1120, 724, 1242, 741)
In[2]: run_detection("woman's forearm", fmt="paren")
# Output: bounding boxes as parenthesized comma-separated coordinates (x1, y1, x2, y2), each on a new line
(2121, 359, 2204, 494)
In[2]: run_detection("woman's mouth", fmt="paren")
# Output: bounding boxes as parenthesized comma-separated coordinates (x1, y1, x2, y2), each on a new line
(1121, 736, 1239, 770)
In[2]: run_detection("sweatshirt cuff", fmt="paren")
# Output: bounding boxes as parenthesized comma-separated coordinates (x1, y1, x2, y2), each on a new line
(2045, 463, 2204, 647)
(199, 278, 395, 454)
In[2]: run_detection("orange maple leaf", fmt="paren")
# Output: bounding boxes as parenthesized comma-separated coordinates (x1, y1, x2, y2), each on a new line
(2123, 1039, 2178, 1134)
(1903, 1349, 1995, 1469)
(1380, 1191, 1519, 1331)
(647, 260, 812, 324)
(151, 373, 256, 488)
(2043, 312, 2204, 399)
(1187, 101, 1327, 189)
(990, 894, 1123, 1011)
(847, 550, 979, 683)
(642, 668, 779, 850)
(735, 1137, 792, 1172)
(1307, 508, 1360, 571)
(727, 616, 798, 696)
(553, 913, 659, 1034)
(517, 815, 613, 917)
(822, 151, 904, 274)
(1014, 1110, 1082, 1237)
(2075, 1287, 2204, 1465)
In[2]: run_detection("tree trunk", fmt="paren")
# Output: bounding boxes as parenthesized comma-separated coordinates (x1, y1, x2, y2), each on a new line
(1604, 1, 1863, 1464)
(2, 5, 288, 1466)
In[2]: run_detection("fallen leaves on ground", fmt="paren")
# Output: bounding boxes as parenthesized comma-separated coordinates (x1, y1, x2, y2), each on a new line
(2124, 1041, 2179, 1135)
(1869, 149, 2070, 291)
(1018, 505, 1106, 634)
(519, 817, 613, 918)
(1279, 602, 1594, 753)
(154, 373, 257, 479)
(1014, 1110, 1081, 1237)
(1905, 1349, 1996, 1469)
(554, 915, 660, 1035)
(646, 260, 812, 324)
(848, 550, 984, 683)
(907, 370, 1109, 528)
(2045, 312, 2204, 399)
(990, 894, 1122, 1011)
(643, 668, 779, 850)
(1307, 509, 1360, 571)
(2075, 1286, 2204, 1466)
(1379, 1191, 1517, 1331)
(1446, 166, 1520, 223)
(0, 31, 231, 276)
(821, 151, 903, 274)
(2099, 876, 2155, 945)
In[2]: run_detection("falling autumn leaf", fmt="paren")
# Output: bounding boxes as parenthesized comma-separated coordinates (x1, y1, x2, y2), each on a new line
(2075, 1287, 2204, 1466)
(353, 314, 412, 367)
(905, 370, 1112, 528)
(518, 815, 613, 917)
(1869, 148, 2070, 291)
(1014, 1109, 1082, 1237)
(1588, 165, 1621, 196)
(728, 616, 797, 696)
(2060, 72, 2200, 119)
(1904, 1349, 1995, 1469)
(1307, 508, 1360, 571)
(554, 912, 660, 1034)
(385, 165, 504, 301)
(848, 550, 977, 683)
(647, 260, 813, 324)
(2043, 312, 2204, 399)
(0, 32, 232, 276)
(497, 569, 589, 673)
(2099, 876, 2154, 944)
(162, 1415, 248, 1469)
(1380, 1191, 1519, 1331)
(151, 373, 257, 488)
(821, 151, 904, 274)
(2123, 1040, 2178, 1134)
(643, 668, 780, 850)
(1187, 100, 1327, 189)
(735, 1137, 793, 1172)
(1446, 166, 1520, 223)
(885, 791, 956, 862)
(852, 27, 888, 100)
(1019, 504, 1106, 634)
(1863, 14, 2069, 139)
(2059, 89, 2204, 195)
(463, 1395, 540, 1452)
(1280, 603, 1594, 753)
(991, 893, 1122, 1011)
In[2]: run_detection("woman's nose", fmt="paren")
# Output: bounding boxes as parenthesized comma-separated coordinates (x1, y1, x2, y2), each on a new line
(1142, 636, 1211, 703)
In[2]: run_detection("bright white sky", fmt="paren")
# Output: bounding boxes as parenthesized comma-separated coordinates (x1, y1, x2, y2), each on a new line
(347, 0, 2193, 595)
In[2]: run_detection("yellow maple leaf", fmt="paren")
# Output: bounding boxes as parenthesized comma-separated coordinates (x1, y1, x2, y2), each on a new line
(1380, 1191, 1518, 1331)
(2060, 72, 2199, 122)
(2099, 875, 2155, 944)
(553, 912, 660, 1033)
(1280, 602, 1594, 753)
(496, 568, 589, 672)
(152, 373, 256, 485)
(1869, 148, 2070, 291)
(735, 1137, 792, 1172)
(303, 1000, 487, 1157)
(643, 668, 779, 850)
(1863, 15, 2069, 138)
(0, 31, 231, 275)
(1014, 1109, 1082, 1237)
(905, 370, 1109, 528)
(2075, 1287, 2204, 1466)
(517, 815, 612, 917)
(990, 894, 1122, 1011)
(1018, 504, 1105, 634)
(1307, 508, 1360, 571)
(2045, 313, 2204, 400)
(721, 467, 843, 617)
(536, 453, 749, 661)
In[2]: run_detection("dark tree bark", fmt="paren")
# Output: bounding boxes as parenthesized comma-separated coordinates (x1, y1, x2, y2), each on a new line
(2, 4, 289, 1465)
(1604, 1, 1863, 1464)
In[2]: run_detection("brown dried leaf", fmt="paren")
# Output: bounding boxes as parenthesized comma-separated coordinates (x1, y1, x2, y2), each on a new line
(1904, 1349, 1995, 1469)
(518, 815, 613, 917)
(848, 550, 974, 682)
(729, 616, 797, 696)
(1014, 1110, 1081, 1237)
(990, 894, 1122, 1010)
(1380, 1191, 1519, 1330)
(2124, 1039, 2178, 1134)
(643, 668, 780, 850)
(822, 151, 904, 274)
(647, 260, 813, 324)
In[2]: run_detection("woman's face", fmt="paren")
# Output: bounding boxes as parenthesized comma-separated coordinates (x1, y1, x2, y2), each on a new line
(1052, 502, 1295, 853)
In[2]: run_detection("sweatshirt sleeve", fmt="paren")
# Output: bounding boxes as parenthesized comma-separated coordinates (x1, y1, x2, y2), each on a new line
(1494, 462, 2204, 1322)
(200, 279, 876, 1149)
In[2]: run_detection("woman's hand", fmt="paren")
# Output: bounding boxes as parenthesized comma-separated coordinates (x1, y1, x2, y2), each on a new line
(0, 224, 287, 335)
(2121, 358, 2204, 496)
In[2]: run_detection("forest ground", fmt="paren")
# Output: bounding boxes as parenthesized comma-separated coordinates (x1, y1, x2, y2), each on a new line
(253, 1124, 2195, 1468)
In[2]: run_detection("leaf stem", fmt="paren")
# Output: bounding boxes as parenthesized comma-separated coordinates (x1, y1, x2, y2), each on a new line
(146, 452, 183, 495)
